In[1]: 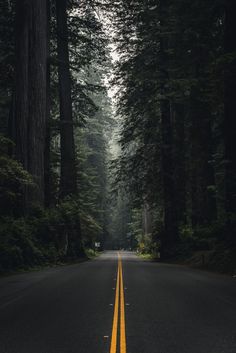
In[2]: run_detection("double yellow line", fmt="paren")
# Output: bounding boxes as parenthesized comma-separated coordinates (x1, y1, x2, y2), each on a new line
(110, 253, 127, 353)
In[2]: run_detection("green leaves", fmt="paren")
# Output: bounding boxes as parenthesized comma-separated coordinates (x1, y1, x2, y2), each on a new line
(0, 135, 34, 216)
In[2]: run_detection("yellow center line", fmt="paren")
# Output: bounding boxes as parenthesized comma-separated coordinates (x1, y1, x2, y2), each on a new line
(110, 252, 127, 353)
(110, 260, 120, 353)
(119, 254, 127, 353)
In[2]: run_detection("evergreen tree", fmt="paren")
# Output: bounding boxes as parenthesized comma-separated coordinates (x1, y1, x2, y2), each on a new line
(56, 0, 77, 198)
(14, 0, 47, 206)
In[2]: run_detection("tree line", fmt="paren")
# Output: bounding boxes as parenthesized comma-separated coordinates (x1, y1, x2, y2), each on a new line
(108, 0, 236, 268)
(0, 0, 235, 272)
(0, 0, 112, 271)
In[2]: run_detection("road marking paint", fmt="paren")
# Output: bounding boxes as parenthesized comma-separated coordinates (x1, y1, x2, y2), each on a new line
(109, 253, 127, 353)
(119, 253, 127, 353)
(110, 260, 120, 353)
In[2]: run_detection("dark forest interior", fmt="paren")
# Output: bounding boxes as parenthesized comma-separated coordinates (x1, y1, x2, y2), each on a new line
(0, 0, 236, 274)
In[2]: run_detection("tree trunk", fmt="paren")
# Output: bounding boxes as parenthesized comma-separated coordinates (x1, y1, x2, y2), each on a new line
(14, 0, 47, 208)
(56, 0, 77, 198)
(189, 93, 217, 226)
(224, 0, 236, 215)
(44, 0, 52, 207)
(173, 103, 187, 225)
(28, 0, 47, 206)
(14, 0, 29, 170)
(160, 100, 178, 258)
(55, 0, 84, 257)
(159, 0, 178, 259)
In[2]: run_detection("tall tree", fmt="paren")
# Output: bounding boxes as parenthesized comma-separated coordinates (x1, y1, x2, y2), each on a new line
(14, 0, 47, 206)
(159, 0, 178, 257)
(28, 0, 47, 205)
(44, 0, 52, 207)
(56, 0, 77, 198)
(224, 0, 236, 217)
(14, 0, 29, 171)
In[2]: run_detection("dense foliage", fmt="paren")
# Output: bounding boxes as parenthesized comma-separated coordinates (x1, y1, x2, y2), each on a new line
(107, 0, 236, 266)
(0, 0, 112, 271)
(0, 0, 235, 272)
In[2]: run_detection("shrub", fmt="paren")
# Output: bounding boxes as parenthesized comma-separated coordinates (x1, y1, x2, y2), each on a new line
(0, 217, 44, 271)
(0, 135, 34, 217)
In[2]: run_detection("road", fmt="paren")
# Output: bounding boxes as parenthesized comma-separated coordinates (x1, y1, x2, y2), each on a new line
(0, 251, 236, 353)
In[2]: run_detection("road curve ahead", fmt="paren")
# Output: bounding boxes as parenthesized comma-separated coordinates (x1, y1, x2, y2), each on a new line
(0, 251, 236, 353)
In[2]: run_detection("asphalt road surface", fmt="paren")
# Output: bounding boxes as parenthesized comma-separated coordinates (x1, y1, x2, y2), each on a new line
(0, 251, 236, 353)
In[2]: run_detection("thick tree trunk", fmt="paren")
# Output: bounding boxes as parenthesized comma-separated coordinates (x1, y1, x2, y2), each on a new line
(28, 0, 47, 205)
(44, 0, 52, 207)
(14, 0, 29, 170)
(55, 0, 84, 257)
(160, 100, 178, 258)
(56, 0, 77, 198)
(14, 0, 47, 207)
(189, 97, 217, 226)
(224, 0, 236, 215)
(205, 116, 217, 222)
(173, 103, 187, 225)
(159, 0, 178, 259)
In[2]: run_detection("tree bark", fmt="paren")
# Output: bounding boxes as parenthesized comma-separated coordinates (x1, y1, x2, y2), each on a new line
(55, 0, 84, 257)
(189, 97, 217, 226)
(44, 0, 52, 207)
(27, 0, 47, 205)
(173, 103, 187, 225)
(159, 0, 178, 259)
(14, 0, 47, 207)
(14, 0, 29, 170)
(56, 0, 77, 198)
(224, 0, 236, 215)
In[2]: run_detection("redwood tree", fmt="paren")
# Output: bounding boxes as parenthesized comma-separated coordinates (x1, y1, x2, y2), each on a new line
(224, 0, 236, 216)
(14, 0, 47, 207)
(56, 0, 77, 199)
(159, 0, 178, 258)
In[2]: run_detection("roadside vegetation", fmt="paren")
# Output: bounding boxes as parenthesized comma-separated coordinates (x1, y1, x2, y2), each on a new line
(0, 0, 111, 272)
(0, 0, 235, 274)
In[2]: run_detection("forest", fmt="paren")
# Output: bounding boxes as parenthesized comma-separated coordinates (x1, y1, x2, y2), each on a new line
(0, 0, 235, 273)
